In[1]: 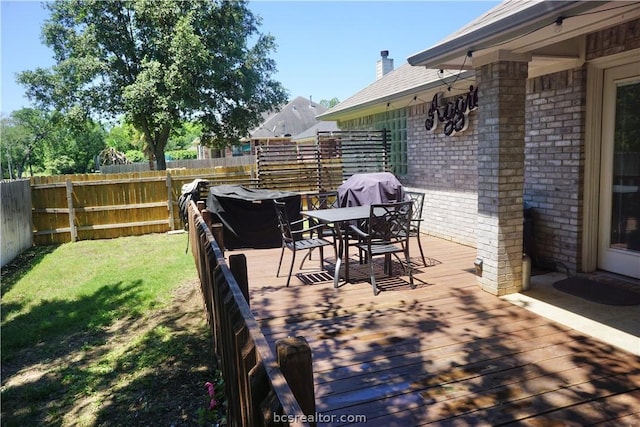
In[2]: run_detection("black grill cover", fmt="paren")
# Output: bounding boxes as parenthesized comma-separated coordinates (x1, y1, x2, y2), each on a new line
(206, 185, 301, 250)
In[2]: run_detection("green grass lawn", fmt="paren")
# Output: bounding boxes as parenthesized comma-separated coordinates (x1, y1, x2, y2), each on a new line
(1, 233, 221, 426)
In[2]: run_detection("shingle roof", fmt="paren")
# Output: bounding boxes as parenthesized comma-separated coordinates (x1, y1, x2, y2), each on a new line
(317, 64, 473, 120)
(429, 0, 541, 47)
(291, 120, 339, 142)
(249, 96, 327, 139)
(407, 0, 607, 68)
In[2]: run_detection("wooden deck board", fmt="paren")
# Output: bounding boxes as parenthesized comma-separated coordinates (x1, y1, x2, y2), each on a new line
(228, 234, 640, 426)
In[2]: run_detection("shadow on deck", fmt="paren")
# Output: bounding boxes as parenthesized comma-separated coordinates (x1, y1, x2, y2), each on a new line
(226, 234, 640, 426)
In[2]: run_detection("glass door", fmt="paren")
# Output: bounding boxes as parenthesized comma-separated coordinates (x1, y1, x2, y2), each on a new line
(598, 63, 640, 278)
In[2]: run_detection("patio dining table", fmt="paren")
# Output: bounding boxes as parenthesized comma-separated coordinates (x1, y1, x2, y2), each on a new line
(302, 205, 373, 288)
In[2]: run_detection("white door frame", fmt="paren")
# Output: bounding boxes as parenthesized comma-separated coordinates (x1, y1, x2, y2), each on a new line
(597, 63, 640, 278)
(583, 49, 640, 275)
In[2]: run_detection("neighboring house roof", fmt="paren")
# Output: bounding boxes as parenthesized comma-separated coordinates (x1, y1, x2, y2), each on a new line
(318, 63, 473, 121)
(249, 96, 327, 139)
(291, 120, 340, 142)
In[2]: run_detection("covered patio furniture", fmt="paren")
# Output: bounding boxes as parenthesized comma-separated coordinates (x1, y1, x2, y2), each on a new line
(206, 185, 300, 250)
(338, 172, 404, 207)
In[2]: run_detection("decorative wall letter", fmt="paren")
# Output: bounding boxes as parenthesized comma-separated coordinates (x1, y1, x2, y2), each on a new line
(425, 85, 478, 136)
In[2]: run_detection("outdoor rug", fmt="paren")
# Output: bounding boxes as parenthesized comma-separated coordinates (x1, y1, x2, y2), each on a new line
(553, 276, 640, 306)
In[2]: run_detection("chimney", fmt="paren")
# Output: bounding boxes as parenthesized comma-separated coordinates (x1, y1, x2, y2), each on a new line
(376, 50, 394, 80)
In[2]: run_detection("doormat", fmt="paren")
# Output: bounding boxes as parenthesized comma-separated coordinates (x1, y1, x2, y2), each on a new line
(553, 277, 640, 306)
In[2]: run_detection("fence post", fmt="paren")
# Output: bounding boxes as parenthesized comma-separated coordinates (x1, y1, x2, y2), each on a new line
(65, 179, 78, 242)
(200, 208, 225, 254)
(166, 172, 175, 230)
(229, 254, 249, 306)
(201, 209, 213, 229)
(276, 336, 316, 426)
(210, 223, 225, 254)
(315, 135, 322, 192)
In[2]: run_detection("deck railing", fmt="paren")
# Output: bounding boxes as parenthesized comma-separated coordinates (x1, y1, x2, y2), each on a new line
(188, 201, 313, 427)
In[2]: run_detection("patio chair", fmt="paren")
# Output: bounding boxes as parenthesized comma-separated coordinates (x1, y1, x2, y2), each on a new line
(405, 191, 427, 266)
(274, 200, 336, 287)
(302, 191, 340, 264)
(304, 191, 339, 240)
(349, 201, 414, 295)
(305, 190, 369, 263)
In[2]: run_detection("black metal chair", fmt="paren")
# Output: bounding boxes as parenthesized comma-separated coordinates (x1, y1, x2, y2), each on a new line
(405, 191, 427, 266)
(274, 200, 336, 287)
(304, 191, 339, 240)
(349, 201, 414, 295)
(306, 190, 369, 262)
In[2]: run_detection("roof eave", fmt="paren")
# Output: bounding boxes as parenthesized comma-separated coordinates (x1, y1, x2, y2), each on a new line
(317, 70, 476, 121)
(407, 1, 605, 68)
(317, 99, 390, 122)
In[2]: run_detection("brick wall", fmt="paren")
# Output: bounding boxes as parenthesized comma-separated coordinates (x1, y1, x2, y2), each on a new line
(524, 67, 586, 274)
(586, 18, 640, 60)
(406, 100, 479, 247)
(476, 60, 528, 295)
(335, 20, 632, 273)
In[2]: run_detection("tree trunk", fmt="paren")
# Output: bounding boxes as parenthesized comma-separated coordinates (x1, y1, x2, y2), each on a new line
(152, 142, 167, 170)
(153, 127, 170, 171)
(155, 152, 167, 170)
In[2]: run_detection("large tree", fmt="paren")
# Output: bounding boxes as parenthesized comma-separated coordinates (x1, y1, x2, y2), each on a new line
(0, 109, 52, 178)
(319, 97, 340, 109)
(18, 0, 287, 170)
(1, 108, 107, 178)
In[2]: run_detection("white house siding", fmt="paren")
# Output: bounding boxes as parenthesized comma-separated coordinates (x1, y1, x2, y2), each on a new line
(406, 101, 479, 247)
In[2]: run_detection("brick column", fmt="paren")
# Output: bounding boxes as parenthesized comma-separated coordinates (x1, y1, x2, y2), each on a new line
(474, 52, 529, 295)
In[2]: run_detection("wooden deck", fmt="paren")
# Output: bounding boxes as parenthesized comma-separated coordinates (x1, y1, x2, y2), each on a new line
(228, 235, 640, 426)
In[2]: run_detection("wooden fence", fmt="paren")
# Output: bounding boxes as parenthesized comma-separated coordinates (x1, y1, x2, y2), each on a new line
(256, 130, 390, 192)
(189, 201, 313, 426)
(1, 179, 33, 266)
(100, 156, 256, 174)
(28, 131, 390, 245)
(30, 166, 254, 245)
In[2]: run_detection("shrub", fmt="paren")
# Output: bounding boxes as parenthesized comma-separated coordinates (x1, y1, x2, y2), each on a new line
(166, 149, 197, 160)
(45, 155, 76, 175)
(125, 150, 146, 163)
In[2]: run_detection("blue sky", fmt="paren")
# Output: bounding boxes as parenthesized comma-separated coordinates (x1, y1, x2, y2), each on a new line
(1, 0, 499, 116)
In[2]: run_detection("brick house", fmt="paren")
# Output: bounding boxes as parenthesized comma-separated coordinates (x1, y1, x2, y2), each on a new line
(318, 1, 640, 295)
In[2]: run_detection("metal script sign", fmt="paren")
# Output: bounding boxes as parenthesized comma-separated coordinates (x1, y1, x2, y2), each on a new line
(425, 85, 478, 136)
